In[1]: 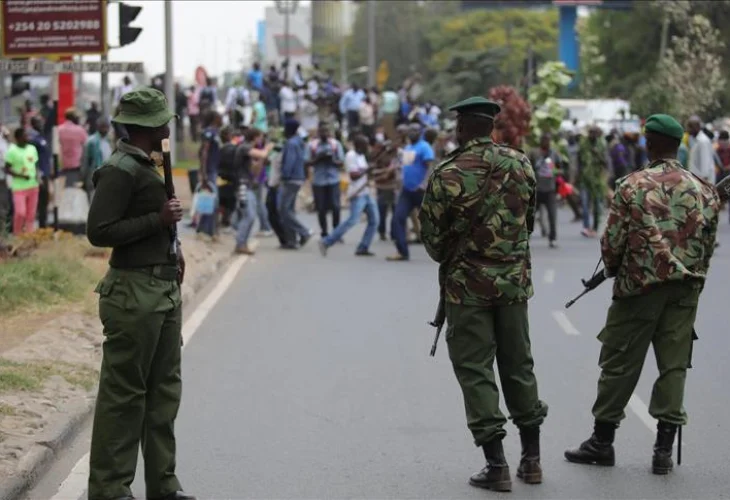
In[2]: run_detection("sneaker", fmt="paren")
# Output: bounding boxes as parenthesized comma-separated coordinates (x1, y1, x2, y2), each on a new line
(258, 230, 274, 238)
(234, 245, 255, 255)
(319, 240, 328, 257)
(386, 254, 408, 262)
(355, 249, 375, 256)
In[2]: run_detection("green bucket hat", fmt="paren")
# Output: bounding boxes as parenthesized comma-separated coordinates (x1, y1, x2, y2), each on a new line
(112, 86, 177, 128)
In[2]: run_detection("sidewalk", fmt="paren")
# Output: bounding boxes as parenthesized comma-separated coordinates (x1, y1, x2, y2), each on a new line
(0, 232, 238, 500)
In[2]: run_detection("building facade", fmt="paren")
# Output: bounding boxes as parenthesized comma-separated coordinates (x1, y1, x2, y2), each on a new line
(311, 1, 358, 56)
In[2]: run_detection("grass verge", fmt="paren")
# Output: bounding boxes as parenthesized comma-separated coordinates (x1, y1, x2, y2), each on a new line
(0, 235, 107, 316)
(0, 359, 98, 393)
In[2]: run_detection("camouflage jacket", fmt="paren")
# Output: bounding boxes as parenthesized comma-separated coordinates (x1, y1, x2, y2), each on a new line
(602, 158, 720, 298)
(577, 136, 609, 198)
(419, 137, 536, 306)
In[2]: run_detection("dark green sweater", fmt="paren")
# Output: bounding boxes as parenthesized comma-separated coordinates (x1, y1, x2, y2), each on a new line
(87, 140, 175, 268)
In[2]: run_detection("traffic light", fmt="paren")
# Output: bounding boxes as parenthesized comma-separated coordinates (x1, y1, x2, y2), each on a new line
(119, 3, 142, 47)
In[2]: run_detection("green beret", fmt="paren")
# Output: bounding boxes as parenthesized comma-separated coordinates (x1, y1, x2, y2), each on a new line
(112, 86, 177, 128)
(448, 96, 501, 120)
(644, 114, 684, 141)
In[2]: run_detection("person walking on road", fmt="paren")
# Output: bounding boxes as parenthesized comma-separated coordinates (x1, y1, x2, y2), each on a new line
(565, 114, 720, 476)
(278, 118, 312, 249)
(530, 133, 562, 248)
(388, 123, 434, 261)
(86, 87, 196, 500)
(419, 96, 548, 492)
(577, 126, 608, 238)
(318, 134, 380, 257)
(306, 122, 345, 238)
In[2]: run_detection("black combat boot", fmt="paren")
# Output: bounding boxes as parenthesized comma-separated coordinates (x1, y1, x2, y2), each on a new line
(652, 421, 678, 475)
(469, 438, 512, 492)
(516, 426, 542, 484)
(564, 421, 617, 466)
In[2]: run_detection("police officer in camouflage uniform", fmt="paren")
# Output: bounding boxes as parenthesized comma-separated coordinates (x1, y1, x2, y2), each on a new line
(420, 97, 548, 492)
(86, 87, 196, 500)
(565, 114, 720, 475)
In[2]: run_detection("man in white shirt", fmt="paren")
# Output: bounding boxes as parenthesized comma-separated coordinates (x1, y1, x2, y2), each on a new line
(225, 84, 251, 128)
(279, 83, 298, 121)
(318, 134, 380, 257)
(687, 116, 716, 182)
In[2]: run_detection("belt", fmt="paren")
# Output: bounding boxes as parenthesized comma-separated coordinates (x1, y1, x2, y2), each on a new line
(129, 264, 179, 281)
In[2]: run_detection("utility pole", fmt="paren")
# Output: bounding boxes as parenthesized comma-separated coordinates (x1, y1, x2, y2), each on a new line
(101, 53, 110, 117)
(340, 1, 348, 85)
(164, 0, 176, 164)
(275, 1, 299, 82)
(367, 0, 376, 88)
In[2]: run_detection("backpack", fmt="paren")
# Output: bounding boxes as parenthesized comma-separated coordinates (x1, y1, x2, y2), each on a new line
(218, 143, 238, 183)
(199, 87, 215, 109)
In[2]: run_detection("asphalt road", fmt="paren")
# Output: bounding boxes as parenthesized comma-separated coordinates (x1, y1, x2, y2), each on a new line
(26, 206, 730, 499)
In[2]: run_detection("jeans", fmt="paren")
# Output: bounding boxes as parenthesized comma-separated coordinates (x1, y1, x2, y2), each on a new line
(255, 184, 272, 232)
(266, 185, 287, 246)
(377, 188, 396, 237)
(323, 193, 379, 251)
(277, 181, 309, 244)
(392, 189, 424, 259)
(580, 189, 601, 231)
(12, 186, 39, 235)
(37, 176, 50, 228)
(233, 188, 257, 248)
(535, 190, 557, 242)
(313, 183, 341, 236)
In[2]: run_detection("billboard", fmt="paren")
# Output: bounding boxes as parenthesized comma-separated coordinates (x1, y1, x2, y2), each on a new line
(263, 6, 311, 68)
(0, 0, 107, 58)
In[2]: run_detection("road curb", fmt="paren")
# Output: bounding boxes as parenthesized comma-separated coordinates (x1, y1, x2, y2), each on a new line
(0, 248, 236, 500)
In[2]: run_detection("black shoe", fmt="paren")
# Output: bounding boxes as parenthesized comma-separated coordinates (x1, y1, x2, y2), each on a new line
(549, 240, 558, 249)
(517, 426, 542, 484)
(565, 421, 617, 466)
(355, 249, 375, 256)
(148, 492, 197, 500)
(280, 243, 299, 250)
(299, 231, 313, 247)
(379, 233, 387, 241)
(469, 438, 512, 492)
(652, 421, 678, 475)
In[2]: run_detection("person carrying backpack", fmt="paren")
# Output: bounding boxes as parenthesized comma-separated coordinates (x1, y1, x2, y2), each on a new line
(305, 122, 345, 238)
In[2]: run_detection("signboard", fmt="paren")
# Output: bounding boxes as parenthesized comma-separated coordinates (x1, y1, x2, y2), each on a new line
(0, 59, 143, 74)
(0, 0, 107, 58)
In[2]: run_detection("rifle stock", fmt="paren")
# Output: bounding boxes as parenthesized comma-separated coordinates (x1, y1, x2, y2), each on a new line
(161, 139, 178, 261)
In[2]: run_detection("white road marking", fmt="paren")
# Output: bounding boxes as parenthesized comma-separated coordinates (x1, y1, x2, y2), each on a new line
(552, 310, 580, 335)
(543, 268, 555, 284)
(50, 255, 251, 500)
(628, 393, 656, 432)
(629, 393, 686, 445)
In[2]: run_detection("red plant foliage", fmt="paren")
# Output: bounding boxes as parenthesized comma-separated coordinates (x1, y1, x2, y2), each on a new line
(488, 86, 531, 148)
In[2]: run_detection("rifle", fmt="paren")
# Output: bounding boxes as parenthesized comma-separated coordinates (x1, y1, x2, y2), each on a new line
(161, 139, 179, 261)
(565, 257, 607, 309)
(430, 145, 497, 356)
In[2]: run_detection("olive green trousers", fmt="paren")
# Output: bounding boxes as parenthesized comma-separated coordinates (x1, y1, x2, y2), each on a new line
(592, 282, 700, 426)
(88, 267, 183, 500)
(446, 302, 548, 446)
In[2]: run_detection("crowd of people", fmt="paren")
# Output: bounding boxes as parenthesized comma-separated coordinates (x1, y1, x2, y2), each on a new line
(3, 63, 730, 258)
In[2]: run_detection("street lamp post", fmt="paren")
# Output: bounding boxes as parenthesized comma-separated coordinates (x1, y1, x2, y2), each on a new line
(275, 0, 299, 82)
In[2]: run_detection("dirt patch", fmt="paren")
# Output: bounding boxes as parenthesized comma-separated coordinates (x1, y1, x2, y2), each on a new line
(0, 231, 235, 484)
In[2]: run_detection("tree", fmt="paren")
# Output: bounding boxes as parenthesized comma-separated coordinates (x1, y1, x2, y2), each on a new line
(631, 10, 725, 120)
(488, 86, 531, 148)
(423, 48, 508, 104)
(527, 61, 573, 140)
(426, 9, 559, 89)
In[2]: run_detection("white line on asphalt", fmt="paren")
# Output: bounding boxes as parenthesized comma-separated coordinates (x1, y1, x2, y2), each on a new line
(50, 254, 252, 500)
(543, 268, 555, 284)
(552, 310, 580, 335)
(628, 393, 656, 432)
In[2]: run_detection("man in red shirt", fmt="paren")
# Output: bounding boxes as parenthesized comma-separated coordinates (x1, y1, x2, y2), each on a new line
(57, 108, 89, 186)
